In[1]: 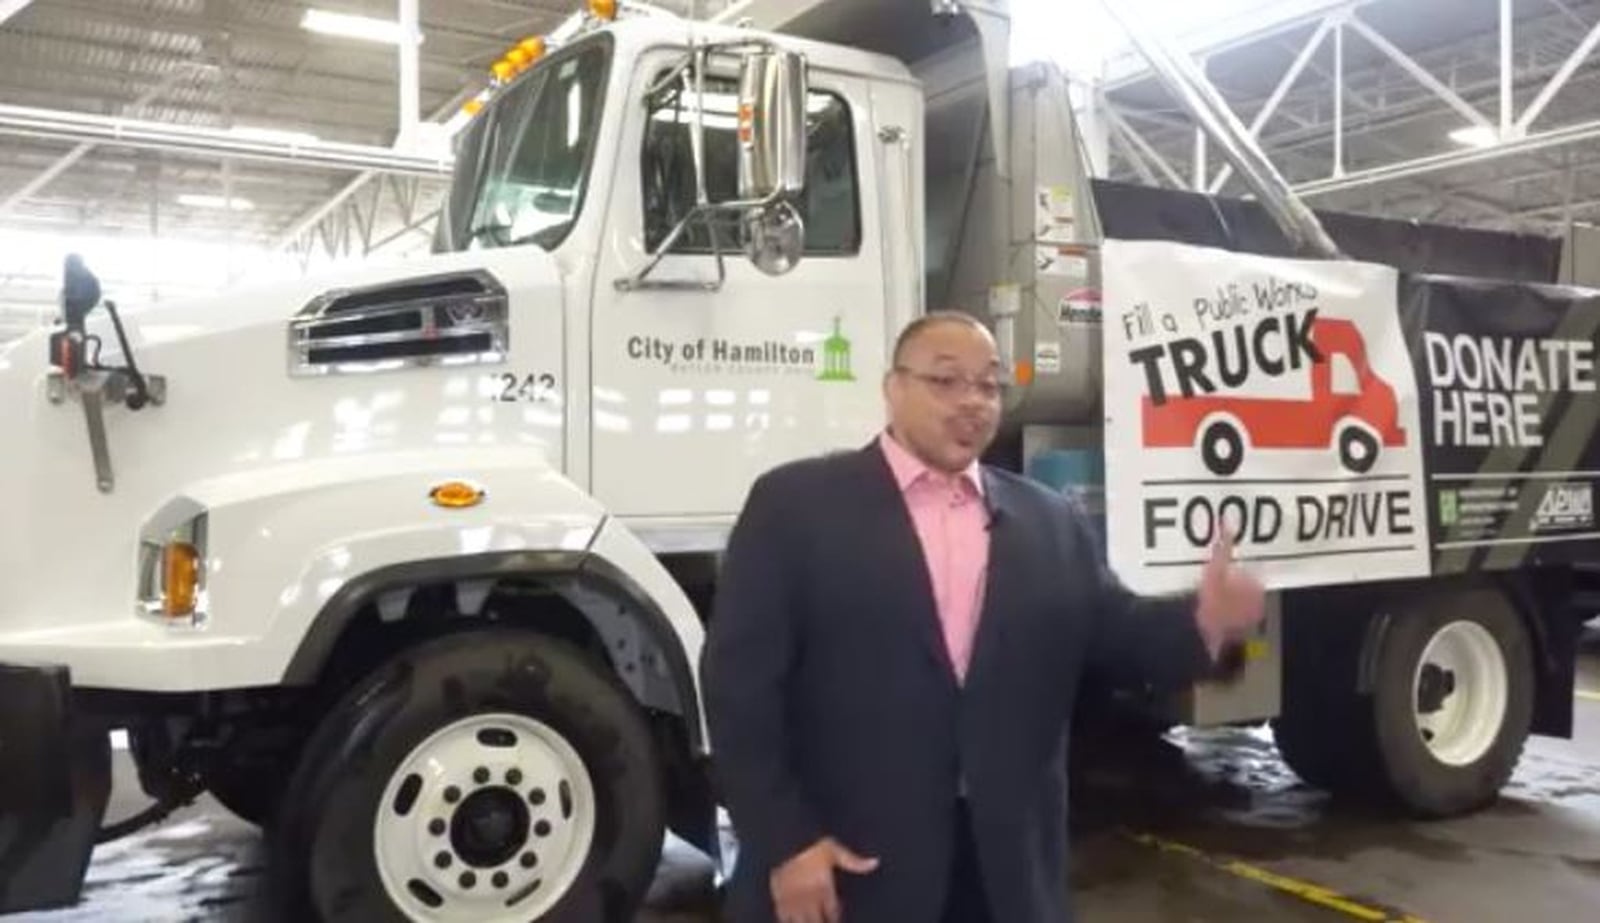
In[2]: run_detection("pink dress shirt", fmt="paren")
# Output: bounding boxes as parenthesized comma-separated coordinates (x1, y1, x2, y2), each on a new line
(879, 431, 990, 683)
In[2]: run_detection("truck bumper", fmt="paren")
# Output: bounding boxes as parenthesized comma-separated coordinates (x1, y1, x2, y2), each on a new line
(0, 662, 111, 913)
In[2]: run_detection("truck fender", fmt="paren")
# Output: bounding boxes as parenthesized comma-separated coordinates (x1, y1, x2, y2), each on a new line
(279, 516, 709, 754)
(1353, 575, 1574, 738)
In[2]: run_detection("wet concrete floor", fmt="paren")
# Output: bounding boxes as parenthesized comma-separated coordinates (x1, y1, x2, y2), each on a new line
(13, 626, 1600, 923)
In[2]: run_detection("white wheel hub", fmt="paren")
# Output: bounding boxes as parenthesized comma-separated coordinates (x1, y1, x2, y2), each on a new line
(375, 712, 598, 922)
(1412, 621, 1508, 767)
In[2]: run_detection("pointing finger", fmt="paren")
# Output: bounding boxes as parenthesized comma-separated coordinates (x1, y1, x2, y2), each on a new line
(1214, 528, 1235, 564)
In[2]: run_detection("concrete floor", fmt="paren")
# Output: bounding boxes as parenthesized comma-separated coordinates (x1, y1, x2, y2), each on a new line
(13, 626, 1600, 923)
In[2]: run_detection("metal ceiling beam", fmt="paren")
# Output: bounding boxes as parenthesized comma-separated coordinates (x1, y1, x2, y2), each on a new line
(1517, 13, 1600, 132)
(1502, 0, 1515, 135)
(399, 0, 422, 141)
(1138, 6, 1600, 190)
(1547, 0, 1589, 30)
(0, 69, 418, 144)
(0, 0, 35, 27)
(1293, 116, 1600, 197)
(1210, 14, 1337, 192)
(0, 31, 466, 103)
(36, 0, 508, 62)
(1117, 2, 1589, 165)
(1105, 107, 1186, 187)
(1345, 14, 1493, 130)
(1103, 0, 1377, 90)
(0, 65, 202, 218)
(0, 103, 453, 176)
(269, 86, 471, 252)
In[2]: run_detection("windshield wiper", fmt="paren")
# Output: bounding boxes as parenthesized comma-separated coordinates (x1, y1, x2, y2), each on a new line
(506, 221, 572, 250)
(461, 220, 569, 252)
(462, 222, 514, 248)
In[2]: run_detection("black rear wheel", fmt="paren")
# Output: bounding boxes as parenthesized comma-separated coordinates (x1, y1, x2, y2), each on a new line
(1272, 587, 1534, 818)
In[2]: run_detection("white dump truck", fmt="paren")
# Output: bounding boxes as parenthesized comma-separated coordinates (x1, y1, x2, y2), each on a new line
(1, 0, 1593, 920)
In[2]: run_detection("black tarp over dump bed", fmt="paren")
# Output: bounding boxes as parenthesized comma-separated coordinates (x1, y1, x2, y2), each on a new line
(1090, 179, 1564, 283)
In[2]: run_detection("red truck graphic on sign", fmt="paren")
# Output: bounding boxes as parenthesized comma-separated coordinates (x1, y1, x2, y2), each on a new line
(1141, 317, 1407, 476)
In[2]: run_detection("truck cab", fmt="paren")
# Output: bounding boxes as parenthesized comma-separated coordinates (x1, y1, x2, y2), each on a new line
(0, 6, 950, 921)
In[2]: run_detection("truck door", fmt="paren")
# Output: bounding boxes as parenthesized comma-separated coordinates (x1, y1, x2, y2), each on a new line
(586, 52, 888, 518)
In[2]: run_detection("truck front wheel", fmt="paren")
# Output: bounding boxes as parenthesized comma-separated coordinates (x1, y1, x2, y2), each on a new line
(271, 630, 665, 922)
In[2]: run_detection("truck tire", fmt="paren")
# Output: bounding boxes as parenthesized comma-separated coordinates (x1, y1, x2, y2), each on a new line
(1366, 589, 1534, 818)
(1270, 697, 1353, 791)
(1270, 603, 1378, 795)
(271, 630, 665, 922)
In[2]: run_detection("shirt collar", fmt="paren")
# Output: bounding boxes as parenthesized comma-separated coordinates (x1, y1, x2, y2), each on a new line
(879, 430, 985, 497)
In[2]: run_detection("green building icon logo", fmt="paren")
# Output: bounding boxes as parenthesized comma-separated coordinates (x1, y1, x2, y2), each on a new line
(1439, 489, 1459, 527)
(817, 316, 855, 382)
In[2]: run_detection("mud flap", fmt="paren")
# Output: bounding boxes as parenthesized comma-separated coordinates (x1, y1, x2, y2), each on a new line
(0, 663, 111, 913)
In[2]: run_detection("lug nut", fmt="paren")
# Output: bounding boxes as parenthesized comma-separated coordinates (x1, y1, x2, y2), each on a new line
(473, 766, 490, 785)
(460, 871, 477, 889)
(520, 852, 538, 869)
(434, 851, 452, 870)
(534, 820, 552, 838)
(444, 785, 461, 804)
(528, 788, 546, 806)
(493, 871, 509, 889)
(428, 818, 446, 836)
(506, 768, 523, 786)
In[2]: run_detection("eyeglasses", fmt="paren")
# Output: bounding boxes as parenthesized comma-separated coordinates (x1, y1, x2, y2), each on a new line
(894, 366, 1005, 400)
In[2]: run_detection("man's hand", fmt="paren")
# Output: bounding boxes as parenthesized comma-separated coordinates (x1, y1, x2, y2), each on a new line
(770, 836, 879, 923)
(1194, 532, 1266, 660)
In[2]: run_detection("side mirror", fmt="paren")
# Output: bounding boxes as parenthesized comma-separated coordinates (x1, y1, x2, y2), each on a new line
(743, 200, 805, 276)
(737, 49, 808, 203)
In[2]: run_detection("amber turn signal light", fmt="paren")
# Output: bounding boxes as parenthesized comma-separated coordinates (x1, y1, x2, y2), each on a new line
(163, 542, 201, 617)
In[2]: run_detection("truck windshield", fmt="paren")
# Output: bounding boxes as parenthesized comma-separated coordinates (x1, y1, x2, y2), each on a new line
(438, 38, 610, 253)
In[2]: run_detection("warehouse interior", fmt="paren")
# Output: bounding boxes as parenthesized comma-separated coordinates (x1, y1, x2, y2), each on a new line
(1, 1, 1598, 922)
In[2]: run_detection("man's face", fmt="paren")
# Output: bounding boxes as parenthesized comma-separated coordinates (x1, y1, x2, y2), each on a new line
(884, 321, 1003, 473)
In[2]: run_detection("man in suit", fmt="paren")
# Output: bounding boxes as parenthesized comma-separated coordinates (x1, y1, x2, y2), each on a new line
(701, 312, 1266, 923)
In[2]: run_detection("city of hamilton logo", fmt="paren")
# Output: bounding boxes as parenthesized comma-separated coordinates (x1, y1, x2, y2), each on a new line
(626, 315, 856, 381)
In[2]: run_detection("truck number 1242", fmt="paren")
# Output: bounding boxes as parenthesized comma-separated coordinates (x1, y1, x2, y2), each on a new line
(494, 373, 558, 403)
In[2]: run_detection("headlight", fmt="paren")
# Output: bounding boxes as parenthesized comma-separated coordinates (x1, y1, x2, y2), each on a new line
(139, 514, 207, 622)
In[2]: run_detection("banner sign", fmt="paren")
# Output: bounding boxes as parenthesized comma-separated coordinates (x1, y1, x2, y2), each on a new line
(1101, 239, 1600, 594)
(1409, 274, 1600, 576)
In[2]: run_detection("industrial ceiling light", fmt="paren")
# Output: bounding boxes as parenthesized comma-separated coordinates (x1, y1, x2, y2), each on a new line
(301, 9, 418, 45)
(1448, 125, 1498, 148)
(177, 193, 254, 211)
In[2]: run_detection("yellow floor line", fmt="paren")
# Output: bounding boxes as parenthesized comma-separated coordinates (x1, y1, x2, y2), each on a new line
(1128, 831, 1429, 923)
(1577, 690, 1600, 703)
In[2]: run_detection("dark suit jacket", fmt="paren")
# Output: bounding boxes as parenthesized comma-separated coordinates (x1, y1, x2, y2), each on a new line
(700, 443, 1213, 923)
